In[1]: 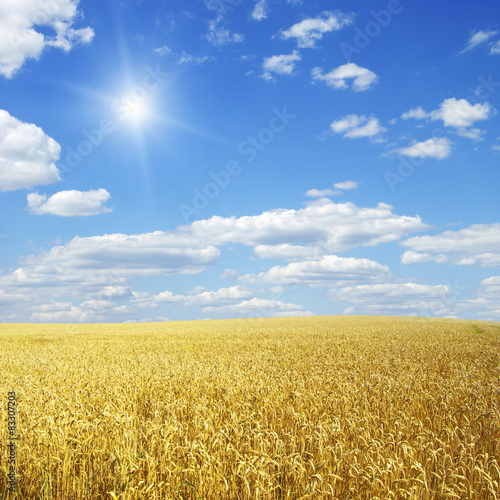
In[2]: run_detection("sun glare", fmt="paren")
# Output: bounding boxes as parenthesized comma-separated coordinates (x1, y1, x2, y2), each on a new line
(123, 97, 149, 123)
(113, 92, 152, 127)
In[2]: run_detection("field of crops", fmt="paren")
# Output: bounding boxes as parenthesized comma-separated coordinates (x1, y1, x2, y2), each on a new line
(1, 316, 499, 499)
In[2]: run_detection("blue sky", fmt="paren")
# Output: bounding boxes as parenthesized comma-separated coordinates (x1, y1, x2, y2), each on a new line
(0, 0, 499, 323)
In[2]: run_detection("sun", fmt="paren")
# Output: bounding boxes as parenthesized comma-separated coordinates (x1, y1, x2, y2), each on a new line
(122, 96, 149, 123)
(113, 93, 151, 126)
(126, 99, 146, 119)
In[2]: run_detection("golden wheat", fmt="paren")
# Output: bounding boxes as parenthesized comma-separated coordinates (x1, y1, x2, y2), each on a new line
(0, 316, 499, 499)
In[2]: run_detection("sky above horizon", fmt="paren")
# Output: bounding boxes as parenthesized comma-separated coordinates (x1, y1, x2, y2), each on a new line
(0, 0, 499, 323)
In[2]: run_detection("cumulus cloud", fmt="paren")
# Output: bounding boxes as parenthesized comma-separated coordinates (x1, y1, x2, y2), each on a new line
(253, 244, 323, 261)
(476, 276, 500, 298)
(150, 285, 253, 308)
(397, 138, 452, 159)
(401, 98, 494, 140)
(334, 181, 358, 190)
(0, 0, 94, 78)
(400, 251, 448, 265)
(202, 297, 313, 318)
(183, 198, 429, 256)
(0, 289, 30, 306)
(328, 283, 452, 317)
(130, 286, 311, 320)
(240, 255, 391, 286)
(312, 63, 378, 91)
(0, 232, 220, 302)
(0, 110, 61, 191)
(0, 198, 430, 321)
(435, 98, 493, 134)
(401, 223, 500, 267)
(1, 197, 428, 295)
(454, 276, 500, 321)
(280, 11, 352, 48)
(306, 182, 359, 198)
(401, 107, 432, 120)
(220, 268, 239, 279)
(30, 298, 135, 323)
(261, 51, 301, 81)
(330, 114, 386, 139)
(191, 286, 252, 305)
(305, 188, 337, 198)
(491, 40, 500, 55)
(27, 189, 112, 216)
(251, 0, 268, 21)
(30, 305, 91, 323)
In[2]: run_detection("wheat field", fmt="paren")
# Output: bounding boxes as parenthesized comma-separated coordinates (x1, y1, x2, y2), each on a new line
(0, 316, 499, 499)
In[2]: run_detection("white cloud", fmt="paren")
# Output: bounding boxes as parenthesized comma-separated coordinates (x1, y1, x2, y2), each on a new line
(491, 40, 500, 55)
(312, 63, 378, 91)
(251, 0, 268, 21)
(27, 189, 112, 216)
(31, 306, 90, 323)
(460, 30, 498, 53)
(253, 244, 323, 261)
(477, 276, 500, 298)
(205, 14, 244, 45)
(220, 268, 239, 279)
(184, 198, 429, 255)
(334, 181, 358, 190)
(454, 276, 500, 321)
(401, 107, 432, 120)
(90, 285, 132, 299)
(261, 51, 301, 81)
(397, 138, 452, 159)
(0, 0, 94, 78)
(401, 224, 500, 267)
(492, 144, 500, 153)
(328, 283, 452, 316)
(330, 114, 386, 139)
(400, 251, 448, 265)
(0, 289, 30, 306)
(0, 198, 430, 321)
(29, 298, 134, 322)
(401, 98, 494, 140)
(153, 46, 172, 56)
(154, 285, 253, 307)
(0, 110, 61, 191)
(280, 11, 352, 48)
(202, 297, 313, 317)
(240, 255, 391, 286)
(434, 98, 493, 129)
(187, 286, 253, 306)
(2, 232, 220, 292)
(305, 188, 336, 198)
